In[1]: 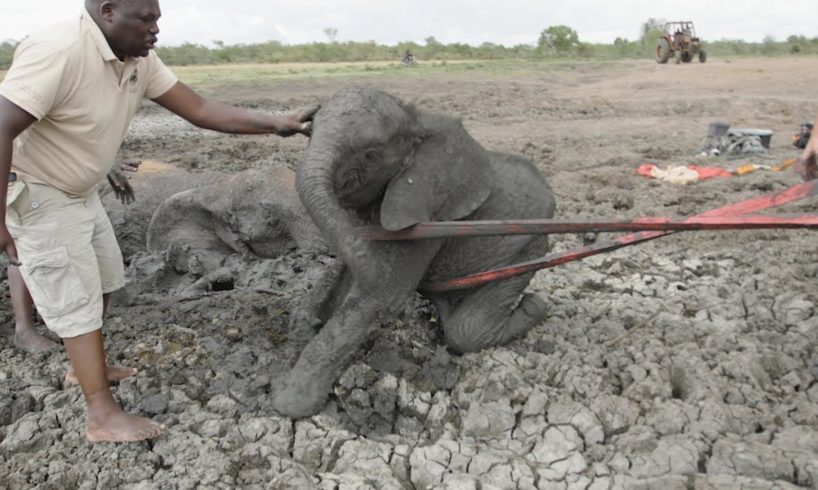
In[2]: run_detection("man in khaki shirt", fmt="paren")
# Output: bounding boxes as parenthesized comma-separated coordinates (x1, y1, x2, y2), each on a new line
(0, 0, 316, 443)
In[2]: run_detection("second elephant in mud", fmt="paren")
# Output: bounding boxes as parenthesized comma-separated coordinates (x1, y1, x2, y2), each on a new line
(147, 166, 325, 273)
(273, 87, 556, 417)
(102, 164, 326, 295)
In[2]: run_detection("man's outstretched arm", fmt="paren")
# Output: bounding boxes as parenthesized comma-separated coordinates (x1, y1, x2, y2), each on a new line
(152, 81, 317, 137)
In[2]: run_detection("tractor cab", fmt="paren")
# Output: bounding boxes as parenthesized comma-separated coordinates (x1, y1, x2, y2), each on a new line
(656, 20, 707, 64)
(667, 21, 697, 49)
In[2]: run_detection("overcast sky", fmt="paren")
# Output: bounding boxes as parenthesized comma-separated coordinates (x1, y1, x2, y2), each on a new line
(1, 1, 816, 47)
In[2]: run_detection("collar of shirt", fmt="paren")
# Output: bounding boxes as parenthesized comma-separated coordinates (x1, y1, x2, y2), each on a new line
(81, 9, 138, 86)
(82, 8, 119, 63)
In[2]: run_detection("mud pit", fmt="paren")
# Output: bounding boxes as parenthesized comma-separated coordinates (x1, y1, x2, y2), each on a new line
(2, 57, 818, 489)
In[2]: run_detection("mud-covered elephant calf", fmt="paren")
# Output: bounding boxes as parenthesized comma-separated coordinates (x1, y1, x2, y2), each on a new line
(273, 87, 556, 417)
(101, 164, 325, 295)
(146, 166, 325, 273)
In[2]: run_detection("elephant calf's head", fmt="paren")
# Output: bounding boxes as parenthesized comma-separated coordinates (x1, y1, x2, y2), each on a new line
(306, 87, 421, 209)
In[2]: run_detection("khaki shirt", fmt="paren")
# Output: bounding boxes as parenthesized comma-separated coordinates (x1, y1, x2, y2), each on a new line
(0, 10, 177, 196)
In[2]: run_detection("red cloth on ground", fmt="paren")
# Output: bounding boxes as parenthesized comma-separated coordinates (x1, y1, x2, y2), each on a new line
(636, 164, 657, 177)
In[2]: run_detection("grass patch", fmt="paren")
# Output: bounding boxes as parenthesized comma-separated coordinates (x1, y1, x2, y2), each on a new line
(169, 58, 623, 89)
(0, 58, 625, 88)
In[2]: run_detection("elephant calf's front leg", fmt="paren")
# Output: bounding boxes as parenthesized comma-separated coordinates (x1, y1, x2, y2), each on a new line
(274, 289, 383, 418)
(289, 260, 348, 354)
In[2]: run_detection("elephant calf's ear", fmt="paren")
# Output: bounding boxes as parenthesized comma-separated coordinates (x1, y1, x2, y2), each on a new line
(380, 174, 435, 230)
(380, 125, 494, 231)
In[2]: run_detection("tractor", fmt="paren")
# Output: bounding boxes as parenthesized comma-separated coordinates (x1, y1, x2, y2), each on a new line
(656, 21, 707, 64)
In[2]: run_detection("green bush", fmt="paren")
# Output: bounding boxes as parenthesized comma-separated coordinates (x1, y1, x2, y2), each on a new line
(2, 26, 817, 72)
(538, 25, 580, 55)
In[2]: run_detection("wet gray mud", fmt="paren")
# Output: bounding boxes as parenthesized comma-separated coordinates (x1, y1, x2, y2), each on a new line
(2, 58, 818, 489)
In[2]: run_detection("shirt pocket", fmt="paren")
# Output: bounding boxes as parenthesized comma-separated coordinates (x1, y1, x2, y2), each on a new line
(23, 246, 91, 317)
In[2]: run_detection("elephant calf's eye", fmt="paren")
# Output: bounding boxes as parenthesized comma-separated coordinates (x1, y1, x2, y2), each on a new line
(364, 150, 381, 163)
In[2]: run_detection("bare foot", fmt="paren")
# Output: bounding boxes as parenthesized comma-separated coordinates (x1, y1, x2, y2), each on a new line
(87, 410, 166, 443)
(13, 329, 59, 353)
(66, 365, 138, 386)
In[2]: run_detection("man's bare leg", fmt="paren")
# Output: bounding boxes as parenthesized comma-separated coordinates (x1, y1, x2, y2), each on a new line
(9, 265, 58, 352)
(63, 328, 165, 442)
(65, 293, 137, 385)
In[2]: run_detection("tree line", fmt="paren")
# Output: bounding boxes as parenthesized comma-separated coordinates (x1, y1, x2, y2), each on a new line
(1, 22, 816, 70)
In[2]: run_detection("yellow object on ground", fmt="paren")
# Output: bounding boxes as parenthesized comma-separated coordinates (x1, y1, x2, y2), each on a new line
(735, 164, 758, 175)
(138, 160, 178, 173)
(772, 158, 798, 172)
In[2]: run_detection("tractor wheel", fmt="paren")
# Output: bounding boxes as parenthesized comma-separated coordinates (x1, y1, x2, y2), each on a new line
(699, 50, 707, 63)
(656, 39, 670, 64)
(681, 52, 694, 63)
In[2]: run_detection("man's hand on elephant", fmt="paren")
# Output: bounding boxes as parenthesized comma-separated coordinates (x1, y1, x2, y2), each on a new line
(274, 105, 320, 137)
(107, 160, 141, 205)
(0, 224, 21, 266)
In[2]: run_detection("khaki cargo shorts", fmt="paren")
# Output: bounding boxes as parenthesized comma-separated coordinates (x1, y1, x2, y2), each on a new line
(5, 181, 125, 338)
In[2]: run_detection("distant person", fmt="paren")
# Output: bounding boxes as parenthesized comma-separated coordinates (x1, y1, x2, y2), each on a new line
(1, 0, 316, 443)
(672, 28, 685, 63)
(401, 50, 416, 65)
(797, 112, 818, 180)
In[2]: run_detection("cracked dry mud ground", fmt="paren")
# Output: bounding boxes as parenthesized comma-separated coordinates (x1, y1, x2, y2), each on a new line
(2, 57, 818, 489)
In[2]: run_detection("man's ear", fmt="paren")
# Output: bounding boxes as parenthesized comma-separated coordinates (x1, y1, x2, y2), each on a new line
(99, 1, 115, 22)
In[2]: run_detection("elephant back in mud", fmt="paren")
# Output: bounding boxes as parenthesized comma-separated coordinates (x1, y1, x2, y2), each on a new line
(147, 166, 325, 270)
(100, 161, 223, 261)
(101, 163, 326, 296)
(102, 162, 324, 260)
(273, 86, 556, 417)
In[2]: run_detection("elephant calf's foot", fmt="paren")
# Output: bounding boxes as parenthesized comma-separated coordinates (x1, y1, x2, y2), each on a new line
(517, 292, 548, 319)
(272, 374, 331, 418)
(445, 292, 548, 353)
(507, 292, 548, 334)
